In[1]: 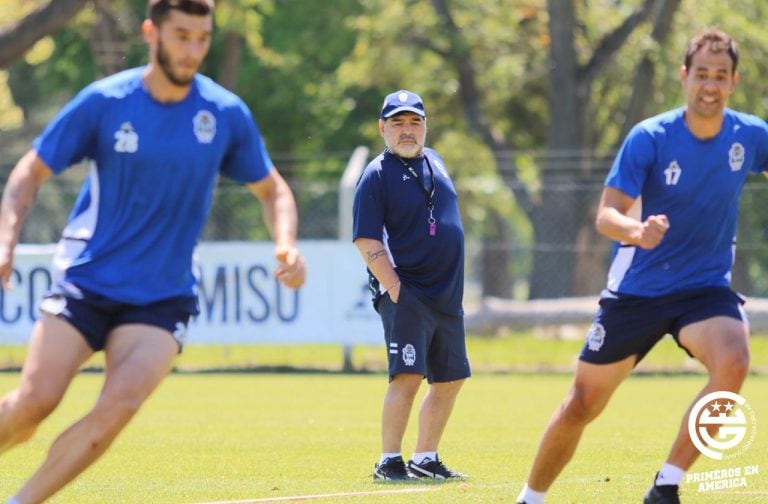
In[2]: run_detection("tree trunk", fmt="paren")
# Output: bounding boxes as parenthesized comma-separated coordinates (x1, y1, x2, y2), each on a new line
(0, 0, 89, 68)
(527, 1, 581, 298)
(620, 0, 682, 140)
(481, 211, 512, 298)
(218, 30, 243, 91)
(429, 0, 519, 299)
(92, 0, 127, 75)
(529, 0, 662, 298)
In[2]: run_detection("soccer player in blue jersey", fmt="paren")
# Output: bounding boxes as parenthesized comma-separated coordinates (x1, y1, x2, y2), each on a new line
(516, 29, 768, 504)
(353, 90, 471, 481)
(0, 1, 305, 502)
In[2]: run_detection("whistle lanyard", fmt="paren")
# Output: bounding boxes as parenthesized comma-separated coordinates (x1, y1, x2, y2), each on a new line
(393, 152, 437, 236)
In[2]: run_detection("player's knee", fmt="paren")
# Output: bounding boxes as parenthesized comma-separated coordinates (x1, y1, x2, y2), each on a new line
(16, 387, 62, 425)
(713, 347, 750, 385)
(561, 386, 606, 424)
(96, 387, 146, 423)
(390, 373, 422, 394)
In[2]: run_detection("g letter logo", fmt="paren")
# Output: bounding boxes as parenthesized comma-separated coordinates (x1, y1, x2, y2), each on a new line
(688, 391, 756, 460)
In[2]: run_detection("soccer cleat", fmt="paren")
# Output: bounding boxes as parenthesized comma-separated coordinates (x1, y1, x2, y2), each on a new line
(373, 456, 417, 481)
(407, 456, 468, 480)
(643, 473, 681, 504)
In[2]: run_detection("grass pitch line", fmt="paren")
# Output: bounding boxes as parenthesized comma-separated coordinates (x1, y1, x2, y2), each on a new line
(193, 487, 434, 503)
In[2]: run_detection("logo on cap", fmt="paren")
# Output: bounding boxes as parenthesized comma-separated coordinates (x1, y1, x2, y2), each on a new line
(381, 89, 426, 119)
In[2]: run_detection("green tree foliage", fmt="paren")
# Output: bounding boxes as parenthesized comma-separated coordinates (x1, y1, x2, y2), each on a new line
(5, 1, 768, 294)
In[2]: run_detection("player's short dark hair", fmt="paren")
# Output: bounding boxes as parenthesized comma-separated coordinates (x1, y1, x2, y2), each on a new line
(148, 0, 214, 26)
(685, 28, 739, 74)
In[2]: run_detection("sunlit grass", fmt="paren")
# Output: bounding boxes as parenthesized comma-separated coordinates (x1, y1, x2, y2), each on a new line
(2, 330, 768, 374)
(0, 373, 765, 503)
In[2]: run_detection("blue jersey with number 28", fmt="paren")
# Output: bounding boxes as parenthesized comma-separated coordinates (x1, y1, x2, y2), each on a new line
(33, 67, 273, 304)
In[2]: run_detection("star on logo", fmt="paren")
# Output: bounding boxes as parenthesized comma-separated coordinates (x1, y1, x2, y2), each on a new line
(402, 174, 410, 181)
(710, 401, 722, 413)
(724, 401, 734, 412)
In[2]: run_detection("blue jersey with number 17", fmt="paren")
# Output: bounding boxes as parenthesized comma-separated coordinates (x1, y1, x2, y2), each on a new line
(33, 67, 273, 305)
(604, 107, 768, 297)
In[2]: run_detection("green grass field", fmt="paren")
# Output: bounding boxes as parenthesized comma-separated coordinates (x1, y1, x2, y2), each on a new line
(1, 334, 766, 503)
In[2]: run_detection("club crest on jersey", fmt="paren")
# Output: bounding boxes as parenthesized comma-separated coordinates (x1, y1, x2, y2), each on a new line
(402, 344, 417, 366)
(114, 122, 138, 153)
(729, 142, 745, 171)
(193, 110, 216, 144)
(586, 322, 606, 352)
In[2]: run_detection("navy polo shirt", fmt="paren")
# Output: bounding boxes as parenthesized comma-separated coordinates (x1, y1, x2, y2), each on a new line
(353, 148, 464, 316)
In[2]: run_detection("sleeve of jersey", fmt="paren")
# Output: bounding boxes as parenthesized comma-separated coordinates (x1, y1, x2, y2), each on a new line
(604, 124, 655, 199)
(352, 167, 385, 242)
(32, 88, 99, 174)
(219, 101, 274, 183)
(752, 119, 768, 173)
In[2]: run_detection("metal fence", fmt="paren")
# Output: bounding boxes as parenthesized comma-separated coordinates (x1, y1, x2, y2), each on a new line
(9, 149, 768, 300)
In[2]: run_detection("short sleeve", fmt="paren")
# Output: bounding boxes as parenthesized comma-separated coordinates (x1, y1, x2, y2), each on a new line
(219, 100, 273, 183)
(33, 87, 100, 174)
(750, 118, 768, 174)
(352, 165, 386, 241)
(604, 124, 656, 199)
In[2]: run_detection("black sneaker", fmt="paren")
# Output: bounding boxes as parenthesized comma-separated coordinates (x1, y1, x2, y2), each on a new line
(643, 473, 680, 504)
(407, 456, 467, 480)
(373, 456, 417, 481)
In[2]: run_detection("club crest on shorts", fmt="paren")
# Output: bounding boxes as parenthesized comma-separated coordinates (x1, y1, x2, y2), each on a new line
(172, 321, 188, 347)
(402, 344, 416, 366)
(586, 322, 605, 352)
(39, 296, 67, 315)
(193, 110, 216, 144)
(729, 142, 745, 171)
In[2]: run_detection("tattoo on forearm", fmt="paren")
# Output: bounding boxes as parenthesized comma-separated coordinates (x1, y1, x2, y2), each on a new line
(365, 249, 387, 264)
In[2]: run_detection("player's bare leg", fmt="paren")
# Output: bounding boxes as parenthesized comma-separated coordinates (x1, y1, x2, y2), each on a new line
(525, 356, 635, 492)
(662, 316, 749, 471)
(414, 379, 464, 452)
(381, 373, 422, 452)
(13, 324, 177, 504)
(0, 316, 92, 454)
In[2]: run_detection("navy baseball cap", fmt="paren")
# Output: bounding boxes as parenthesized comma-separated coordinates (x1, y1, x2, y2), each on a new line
(380, 90, 426, 119)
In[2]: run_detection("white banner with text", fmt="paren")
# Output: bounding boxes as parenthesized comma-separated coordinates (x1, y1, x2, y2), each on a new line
(1, 242, 382, 345)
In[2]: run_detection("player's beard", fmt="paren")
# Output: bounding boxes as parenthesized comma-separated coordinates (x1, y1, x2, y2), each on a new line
(388, 136, 424, 159)
(156, 39, 197, 87)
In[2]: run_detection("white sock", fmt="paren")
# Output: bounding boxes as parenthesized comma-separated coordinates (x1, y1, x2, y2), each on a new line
(380, 452, 401, 464)
(655, 463, 685, 486)
(411, 451, 437, 464)
(517, 483, 546, 504)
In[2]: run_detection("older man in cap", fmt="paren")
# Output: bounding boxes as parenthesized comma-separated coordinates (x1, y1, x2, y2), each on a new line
(353, 90, 471, 481)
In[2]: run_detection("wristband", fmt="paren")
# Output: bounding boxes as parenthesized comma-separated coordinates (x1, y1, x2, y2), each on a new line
(382, 280, 400, 295)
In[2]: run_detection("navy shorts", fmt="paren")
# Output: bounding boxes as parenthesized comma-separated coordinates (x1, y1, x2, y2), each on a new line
(40, 283, 199, 352)
(377, 284, 471, 383)
(579, 286, 747, 365)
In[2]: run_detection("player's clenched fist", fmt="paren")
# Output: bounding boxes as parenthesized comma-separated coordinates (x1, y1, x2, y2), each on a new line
(274, 246, 306, 289)
(637, 214, 669, 250)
